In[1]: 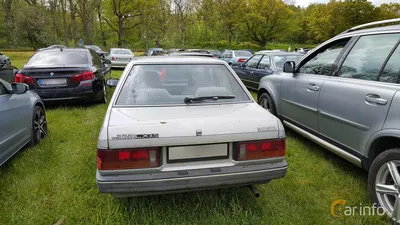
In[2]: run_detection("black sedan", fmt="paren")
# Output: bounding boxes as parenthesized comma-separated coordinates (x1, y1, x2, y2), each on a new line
(14, 48, 111, 104)
(233, 52, 303, 91)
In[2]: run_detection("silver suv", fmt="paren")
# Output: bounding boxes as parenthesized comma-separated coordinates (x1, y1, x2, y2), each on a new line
(258, 18, 400, 222)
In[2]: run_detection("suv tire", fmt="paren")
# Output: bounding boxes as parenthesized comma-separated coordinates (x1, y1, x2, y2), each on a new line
(258, 93, 277, 116)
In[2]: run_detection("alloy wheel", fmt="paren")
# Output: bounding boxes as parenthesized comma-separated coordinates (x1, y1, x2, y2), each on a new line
(34, 108, 47, 141)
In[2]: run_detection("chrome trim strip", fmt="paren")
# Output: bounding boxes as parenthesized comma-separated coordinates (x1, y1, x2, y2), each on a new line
(319, 111, 369, 131)
(241, 78, 259, 85)
(282, 98, 317, 113)
(350, 18, 400, 32)
(283, 120, 362, 167)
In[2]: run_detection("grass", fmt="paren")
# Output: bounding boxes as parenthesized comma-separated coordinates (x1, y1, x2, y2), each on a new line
(0, 53, 392, 225)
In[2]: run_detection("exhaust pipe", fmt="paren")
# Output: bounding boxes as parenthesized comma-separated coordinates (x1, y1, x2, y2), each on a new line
(249, 185, 260, 198)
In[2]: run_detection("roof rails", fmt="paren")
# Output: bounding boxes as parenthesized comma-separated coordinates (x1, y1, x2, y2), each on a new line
(341, 18, 400, 34)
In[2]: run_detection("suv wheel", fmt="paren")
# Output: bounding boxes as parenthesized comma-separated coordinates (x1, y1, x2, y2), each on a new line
(258, 93, 276, 116)
(368, 149, 400, 224)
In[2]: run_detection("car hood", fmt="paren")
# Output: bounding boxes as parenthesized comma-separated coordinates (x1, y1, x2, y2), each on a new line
(106, 103, 284, 149)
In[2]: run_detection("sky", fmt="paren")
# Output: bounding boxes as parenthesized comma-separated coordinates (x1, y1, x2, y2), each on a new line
(295, 0, 398, 7)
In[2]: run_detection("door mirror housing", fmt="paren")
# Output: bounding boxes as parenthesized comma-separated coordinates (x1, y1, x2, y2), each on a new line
(106, 78, 119, 87)
(103, 58, 111, 65)
(283, 61, 296, 73)
(12, 83, 28, 94)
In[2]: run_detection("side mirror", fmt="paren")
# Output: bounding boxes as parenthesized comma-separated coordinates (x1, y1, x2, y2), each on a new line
(283, 61, 295, 73)
(103, 58, 111, 64)
(106, 78, 119, 87)
(12, 83, 28, 94)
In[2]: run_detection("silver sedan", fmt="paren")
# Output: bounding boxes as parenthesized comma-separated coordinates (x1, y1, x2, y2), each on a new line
(0, 78, 47, 166)
(107, 48, 134, 68)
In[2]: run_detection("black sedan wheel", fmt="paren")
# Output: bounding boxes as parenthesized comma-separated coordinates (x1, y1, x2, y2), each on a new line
(31, 106, 47, 145)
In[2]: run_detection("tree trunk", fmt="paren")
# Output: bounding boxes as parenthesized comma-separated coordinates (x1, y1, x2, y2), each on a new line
(4, 0, 14, 46)
(69, 0, 78, 46)
(61, 0, 69, 46)
(118, 17, 123, 47)
(97, 4, 107, 47)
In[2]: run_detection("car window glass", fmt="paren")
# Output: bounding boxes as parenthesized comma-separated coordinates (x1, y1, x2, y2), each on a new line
(235, 51, 252, 57)
(245, 55, 262, 68)
(258, 55, 271, 69)
(299, 38, 350, 75)
(91, 50, 103, 68)
(26, 51, 89, 66)
(116, 64, 250, 105)
(111, 49, 133, 55)
(0, 83, 8, 95)
(379, 44, 400, 84)
(338, 34, 400, 81)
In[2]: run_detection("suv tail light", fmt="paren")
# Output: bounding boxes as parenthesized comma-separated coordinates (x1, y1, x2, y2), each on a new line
(238, 58, 246, 63)
(235, 139, 285, 161)
(15, 73, 34, 85)
(97, 148, 159, 170)
(71, 71, 94, 82)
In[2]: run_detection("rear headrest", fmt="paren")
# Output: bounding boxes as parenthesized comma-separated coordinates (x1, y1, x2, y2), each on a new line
(194, 87, 230, 97)
(136, 71, 161, 88)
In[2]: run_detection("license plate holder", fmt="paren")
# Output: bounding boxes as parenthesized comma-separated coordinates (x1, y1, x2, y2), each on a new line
(38, 78, 68, 86)
(167, 143, 229, 163)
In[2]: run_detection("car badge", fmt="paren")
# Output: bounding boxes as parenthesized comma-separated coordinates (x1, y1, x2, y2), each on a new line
(196, 130, 202, 136)
(50, 72, 54, 76)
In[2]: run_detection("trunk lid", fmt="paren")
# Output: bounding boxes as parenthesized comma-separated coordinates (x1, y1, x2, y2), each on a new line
(107, 103, 280, 149)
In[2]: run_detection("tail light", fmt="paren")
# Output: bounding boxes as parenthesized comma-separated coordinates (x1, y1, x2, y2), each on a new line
(112, 57, 117, 60)
(15, 73, 34, 85)
(71, 71, 94, 82)
(235, 139, 285, 161)
(97, 148, 159, 170)
(238, 58, 247, 63)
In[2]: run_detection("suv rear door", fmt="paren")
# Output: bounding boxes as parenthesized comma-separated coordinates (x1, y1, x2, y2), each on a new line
(280, 37, 352, 132)
(317, 33, 400, 155)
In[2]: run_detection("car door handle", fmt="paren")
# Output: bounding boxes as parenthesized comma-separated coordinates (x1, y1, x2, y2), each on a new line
(365, 94, 387, 105)
(307, 83, 319, 91)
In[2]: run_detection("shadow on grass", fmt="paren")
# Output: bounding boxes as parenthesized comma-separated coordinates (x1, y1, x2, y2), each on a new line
(115, 187, 264, 223)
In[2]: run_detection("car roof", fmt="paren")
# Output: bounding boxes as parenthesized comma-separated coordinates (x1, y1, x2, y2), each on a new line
(36, 48, 89, 53)
(110, 48, 131, 50)
(132, 56, 224, 65)
(257, 52, 303, 56)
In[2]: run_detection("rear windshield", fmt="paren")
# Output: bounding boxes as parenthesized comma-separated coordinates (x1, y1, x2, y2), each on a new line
(235, 51, 252, 57)
(273, 55, 303, 69)
(116, 64, 250, 106)
(86, 45, 101, 51)
(111, 49, 132, 55)
(26, 51, 89, 67)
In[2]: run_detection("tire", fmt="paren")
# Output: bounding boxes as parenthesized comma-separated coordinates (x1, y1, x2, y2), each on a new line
(258, 93, 277, 116)
(29, 106, 48, 146)
(368, 148, 400, 224)
(98, 81, 107, 104)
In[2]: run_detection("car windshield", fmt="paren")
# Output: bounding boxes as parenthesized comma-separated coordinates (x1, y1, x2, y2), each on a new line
(116, 64, 250, 106)
(273, 55, 303, 69)
(235, 51, 252, 57)
(111, 49, 132, 55)
(25, 51, 89, 67)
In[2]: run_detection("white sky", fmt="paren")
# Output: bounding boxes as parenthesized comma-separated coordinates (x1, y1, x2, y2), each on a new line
(295, 0, 398, 7)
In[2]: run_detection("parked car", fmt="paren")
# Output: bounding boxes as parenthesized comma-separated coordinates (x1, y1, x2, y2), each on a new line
(234, 52, 303, 91)
(38, 45, 66, 51)
(107, 48, 134, 68)
(145, 48, 167, 56)
(167, 48, 184, 53)
(167, 52, 215, 58)
(186, 49, 210, 54)
(257, 18, 400, 222)
(14, 48, 111, 104)
(0, 52, 18, 83)
(207, 49, 222, 57)
(0, 78, 47, 166)
(84, 45, 108, 58)
(219, 50, 253, 66)
(96, 57, 287, 197)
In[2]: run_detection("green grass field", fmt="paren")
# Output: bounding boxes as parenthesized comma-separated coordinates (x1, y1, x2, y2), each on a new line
(0, 52, 391, 225)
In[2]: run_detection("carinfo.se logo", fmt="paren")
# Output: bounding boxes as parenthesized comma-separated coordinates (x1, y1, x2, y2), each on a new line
(330, 199, 386, 217)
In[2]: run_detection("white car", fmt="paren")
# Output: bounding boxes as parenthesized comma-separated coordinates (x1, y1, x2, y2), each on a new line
(96, 57, 287, 197)
(107, 48, 134, 68)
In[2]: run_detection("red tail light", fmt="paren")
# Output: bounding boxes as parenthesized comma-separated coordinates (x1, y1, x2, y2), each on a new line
(97, 148, 159, 170)
(238, 58, 246, 63)
(71, 71, 94, 82)
(15, 73, 34, 85)
(112, 57, 117, 60)
(236, 139, 285, 161)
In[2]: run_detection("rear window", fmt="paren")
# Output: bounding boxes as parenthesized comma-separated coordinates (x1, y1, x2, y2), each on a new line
(26, 51, 89, 67)
(235, 51, 252, 57)
(111, 49, 132, 55)
(116, 64, 250, 106)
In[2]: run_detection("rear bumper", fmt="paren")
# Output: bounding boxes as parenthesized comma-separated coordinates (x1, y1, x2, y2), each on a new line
(96, 161, 287, 197)
(32, 83, 101, 102)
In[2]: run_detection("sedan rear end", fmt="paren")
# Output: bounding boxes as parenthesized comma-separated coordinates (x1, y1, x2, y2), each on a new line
(15, 49, 108, 103)
(108, 48, 134, 68)
(97, 57, 287, 197)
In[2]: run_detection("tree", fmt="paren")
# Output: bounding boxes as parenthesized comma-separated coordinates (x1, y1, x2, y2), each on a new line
(244, 0, 292, 47)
